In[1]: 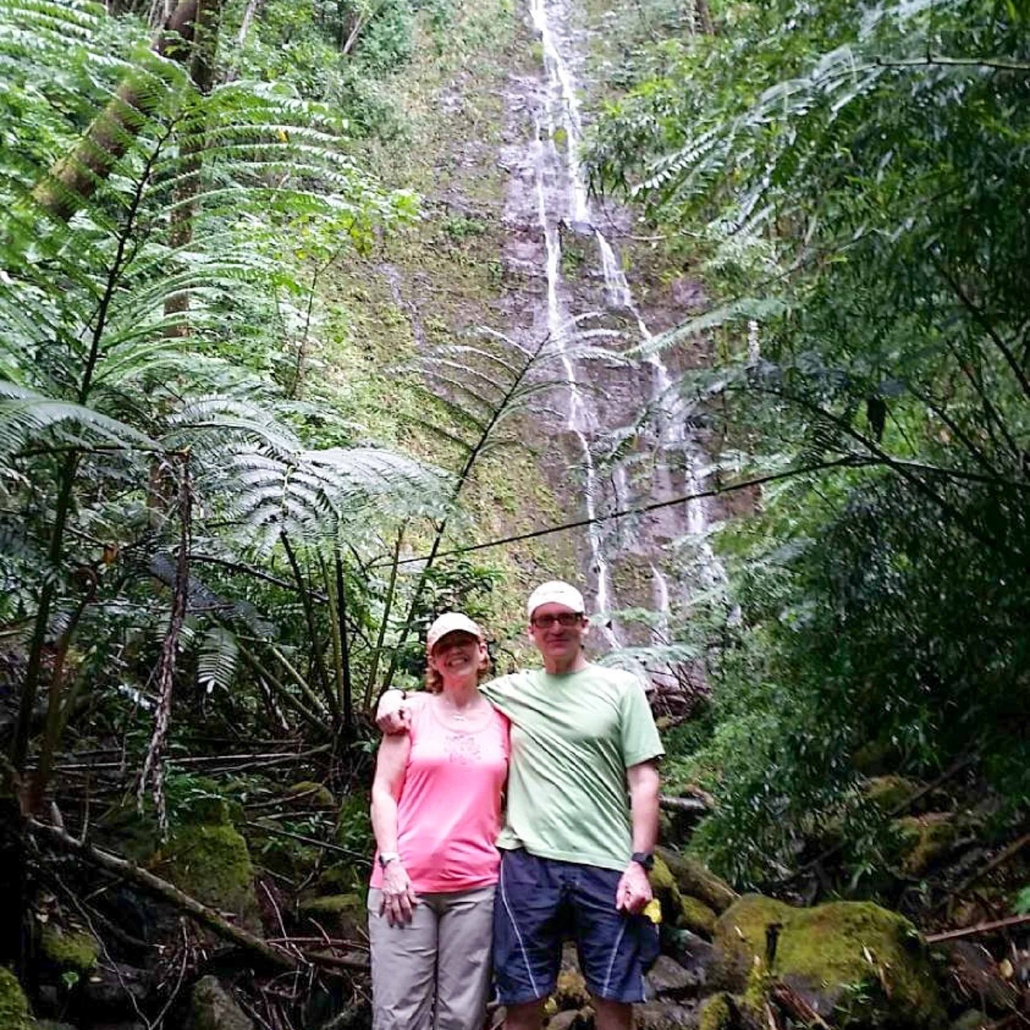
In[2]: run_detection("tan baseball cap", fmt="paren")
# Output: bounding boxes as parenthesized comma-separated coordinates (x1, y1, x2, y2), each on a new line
(426, 611, 484, 652)
(526, 580, 585, 618)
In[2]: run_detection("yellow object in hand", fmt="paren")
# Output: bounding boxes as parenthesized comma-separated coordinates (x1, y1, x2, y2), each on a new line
(643, 898, 662, 924)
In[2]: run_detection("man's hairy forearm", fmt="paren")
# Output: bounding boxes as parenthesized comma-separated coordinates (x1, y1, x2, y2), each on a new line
(628, 762, 660, 853)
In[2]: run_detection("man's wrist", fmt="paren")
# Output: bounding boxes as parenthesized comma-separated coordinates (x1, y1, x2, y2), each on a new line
(630, 851, 654, 872)
(378, 851, 400, 869)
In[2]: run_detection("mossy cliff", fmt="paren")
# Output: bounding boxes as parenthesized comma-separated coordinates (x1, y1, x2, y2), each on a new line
(714, 894, 946, 1029)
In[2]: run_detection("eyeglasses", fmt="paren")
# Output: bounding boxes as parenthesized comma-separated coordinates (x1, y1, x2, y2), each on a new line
(530, 612, 583, 629)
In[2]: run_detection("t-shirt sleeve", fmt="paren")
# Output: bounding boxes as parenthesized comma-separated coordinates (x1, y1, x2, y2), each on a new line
(480, 673, 519, 716)
(619, 677, 665, 767)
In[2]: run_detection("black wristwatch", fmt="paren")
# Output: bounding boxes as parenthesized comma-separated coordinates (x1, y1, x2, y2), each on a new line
(631, 851, 654, 872)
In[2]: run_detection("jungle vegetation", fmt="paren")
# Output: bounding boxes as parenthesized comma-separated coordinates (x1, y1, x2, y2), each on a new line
(0, 0, 1026, 1024)
(585, 0, 1029, 886)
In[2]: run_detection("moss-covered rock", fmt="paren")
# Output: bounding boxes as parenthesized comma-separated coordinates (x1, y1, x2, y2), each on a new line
(153, 822, 260, 932)
(553, 967, 589, 1010)
(656, 847, 737, 915)
(893, 813, 958, 876)
(186, 975, 253, 1030)
(180, 795, 234, 826)
(864, 776, 921, 813)
(0, 967, 35, 1030)
(299, 893, 366, 938)
(40, 926, 99, 974)
(651, 854, 721, 939)
(316, 861, 361, 895)
(634, 1000, 695, 1029)
(679, 895, 717, 938)
(714, 894, 946, 1029)
(246, 816, 320, 881)
(650, 854, 684, 925)
(698, 992, 736, 1030)
(95, 802, 162, 864)
(655, 852, 737, 918)
(285, 781, 335, 809)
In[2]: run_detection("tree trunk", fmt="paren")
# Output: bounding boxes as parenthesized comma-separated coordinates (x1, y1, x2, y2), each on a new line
(33, 0, 210, 223)
(165, 0, 223, 334)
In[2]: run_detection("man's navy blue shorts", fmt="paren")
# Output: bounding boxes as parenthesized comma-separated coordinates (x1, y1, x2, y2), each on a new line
(493, 848, 660, 1006)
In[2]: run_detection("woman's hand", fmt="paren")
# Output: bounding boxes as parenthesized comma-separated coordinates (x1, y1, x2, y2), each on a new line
(380, 861, 419, 926)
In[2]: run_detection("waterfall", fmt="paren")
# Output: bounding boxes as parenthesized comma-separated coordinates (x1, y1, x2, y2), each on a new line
(525, 0, 725, 655)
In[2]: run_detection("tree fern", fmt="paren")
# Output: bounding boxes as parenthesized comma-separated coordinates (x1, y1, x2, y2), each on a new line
(0, 0, 446, 781)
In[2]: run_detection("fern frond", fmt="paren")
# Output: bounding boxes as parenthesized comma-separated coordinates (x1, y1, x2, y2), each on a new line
(638, 297, 790, 357)
(196, 626, 240, 694)
(0, 381, 159, 455)
(165, 398, 303, 457)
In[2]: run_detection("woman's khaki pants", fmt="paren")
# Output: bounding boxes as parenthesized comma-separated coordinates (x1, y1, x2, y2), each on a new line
(367, 884, 495, 1030)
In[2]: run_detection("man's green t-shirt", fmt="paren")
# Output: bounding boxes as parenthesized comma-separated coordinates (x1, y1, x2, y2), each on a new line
(481, 665, 664, 872)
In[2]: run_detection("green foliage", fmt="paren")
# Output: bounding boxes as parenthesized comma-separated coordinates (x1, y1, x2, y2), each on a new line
(585, 0, 1030, 886)
(1014, 886, 1030, 916)
(0, 0, 460, 789)
(225, 0, 458, 139)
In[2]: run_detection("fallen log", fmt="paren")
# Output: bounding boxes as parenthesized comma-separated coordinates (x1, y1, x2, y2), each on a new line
(659, 794, 711, 814)
(304, 949, 369, 971)
(925, 913, 1030, 944)
(29, 819, 296, 971)
(950, 833, 1030, 898)
(770, 982, 832, 1029)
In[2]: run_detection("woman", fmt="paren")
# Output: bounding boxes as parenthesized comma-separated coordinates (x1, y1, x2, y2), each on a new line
(368, 611, 509, 1030)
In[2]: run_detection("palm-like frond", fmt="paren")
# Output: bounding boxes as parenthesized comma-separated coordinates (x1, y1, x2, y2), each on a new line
(218, 444, 451, 552)
(0, 380, 159, 455)
(196, 626, 240, 694)
(402, 323, 627, 462)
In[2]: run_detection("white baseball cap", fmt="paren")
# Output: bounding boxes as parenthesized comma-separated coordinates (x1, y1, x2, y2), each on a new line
(426, 611, 484, 651)
(526, 580, 585, 618)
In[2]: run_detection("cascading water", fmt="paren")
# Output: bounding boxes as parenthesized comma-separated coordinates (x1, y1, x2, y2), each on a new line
(524, 0, 724, 658)
(528, 0, 621, 649)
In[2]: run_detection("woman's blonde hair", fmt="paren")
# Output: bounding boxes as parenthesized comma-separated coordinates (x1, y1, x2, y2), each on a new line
(424, 640, 492, 694)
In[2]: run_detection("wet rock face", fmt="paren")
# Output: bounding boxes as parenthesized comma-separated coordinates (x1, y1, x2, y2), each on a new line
(501, 0, 726, 647)
(713, 894, 947, 1029)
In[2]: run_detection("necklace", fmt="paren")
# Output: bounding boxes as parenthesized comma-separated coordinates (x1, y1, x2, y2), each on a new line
(435, 694, 483, 725)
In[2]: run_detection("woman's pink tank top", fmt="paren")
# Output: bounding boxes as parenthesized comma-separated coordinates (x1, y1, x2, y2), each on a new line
(371, 697, 509, 893)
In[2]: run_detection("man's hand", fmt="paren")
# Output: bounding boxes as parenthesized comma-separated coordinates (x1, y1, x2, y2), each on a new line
(375, 690, 411, 735)
(615, 860, 653, 914)
(380, 861, 419, 926)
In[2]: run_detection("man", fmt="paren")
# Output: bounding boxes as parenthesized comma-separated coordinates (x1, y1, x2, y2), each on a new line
(377, 580, 663, 1030)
